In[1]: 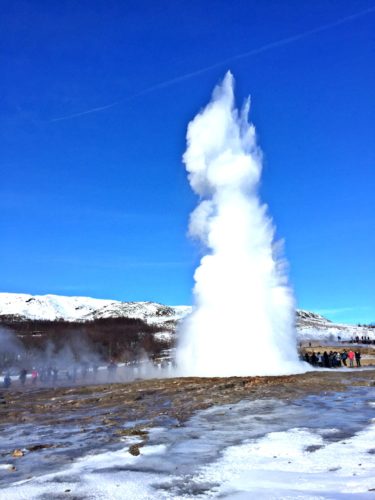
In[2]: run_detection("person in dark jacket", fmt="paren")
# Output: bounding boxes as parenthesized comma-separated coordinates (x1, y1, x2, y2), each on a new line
(19, 369, 27, 385)
(3, 372, 11, 388)
(310, 352, 318, 366)
(341, 350, 348, 366)
(355, 350, 361, 367)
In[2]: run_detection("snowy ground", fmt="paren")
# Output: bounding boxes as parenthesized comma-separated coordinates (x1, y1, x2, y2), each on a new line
(1, 384, 374, 499)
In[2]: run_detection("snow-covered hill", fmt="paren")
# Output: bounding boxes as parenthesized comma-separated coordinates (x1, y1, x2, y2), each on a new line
(0, 293, 185, 326)
(0, 293, 373, 343)
(296, 309, 374, 343)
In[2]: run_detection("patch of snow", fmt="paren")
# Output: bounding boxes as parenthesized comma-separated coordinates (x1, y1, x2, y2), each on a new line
(154, 331, 173, 342)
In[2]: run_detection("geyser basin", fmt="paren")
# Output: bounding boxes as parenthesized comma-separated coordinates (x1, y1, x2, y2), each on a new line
(177, 72, 307, 377)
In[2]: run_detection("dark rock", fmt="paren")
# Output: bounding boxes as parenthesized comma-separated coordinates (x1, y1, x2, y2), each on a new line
(128, 444, 142, 456)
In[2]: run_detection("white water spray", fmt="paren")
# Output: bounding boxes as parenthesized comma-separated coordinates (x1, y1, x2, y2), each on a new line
(177, 72, 306, 377)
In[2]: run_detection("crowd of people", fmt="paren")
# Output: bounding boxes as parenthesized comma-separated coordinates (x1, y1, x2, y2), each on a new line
(1, 347, 367, 388)
(2, 360, 118, 388)
(349, 335, 374, 345)
(303, 349, 361, 368)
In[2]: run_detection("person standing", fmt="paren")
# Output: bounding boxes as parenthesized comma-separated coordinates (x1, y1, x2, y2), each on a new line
(335, 352, 342, 367)
(317, 352, 323, 367)
(341, 350, 348, 366)
(348, 350, 355, 368)
(3, 372, 11, 388)
(355, 350, 361, 367)
(19, 369, 27, 385)
(107, 360, 117, 381)
(31, 368, 38, 385)
(311, 352, 318, 366)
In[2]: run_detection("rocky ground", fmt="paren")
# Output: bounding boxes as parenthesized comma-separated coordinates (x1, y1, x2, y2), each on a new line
(0, 367, 374, 500)
(1, 369, 374, 460)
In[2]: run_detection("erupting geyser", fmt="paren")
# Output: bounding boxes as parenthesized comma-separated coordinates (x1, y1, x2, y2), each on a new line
(177, 72, 306, 377)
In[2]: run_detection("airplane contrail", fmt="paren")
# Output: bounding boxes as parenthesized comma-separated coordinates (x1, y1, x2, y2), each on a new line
(49, 6, 375, 123)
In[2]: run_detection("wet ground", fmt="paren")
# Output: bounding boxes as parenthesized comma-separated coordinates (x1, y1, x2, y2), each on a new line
(0, 369, 374, 498)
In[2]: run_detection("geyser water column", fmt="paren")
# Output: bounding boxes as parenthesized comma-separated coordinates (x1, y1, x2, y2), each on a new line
(177, 72, 307, 377)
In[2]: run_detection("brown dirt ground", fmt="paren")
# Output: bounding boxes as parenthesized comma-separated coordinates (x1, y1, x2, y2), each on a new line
(1, 370, 374, 441)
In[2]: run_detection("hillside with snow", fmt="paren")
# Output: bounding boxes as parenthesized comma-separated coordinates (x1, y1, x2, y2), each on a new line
(0, 292, 373, 343)
(0, 293, 185, 326)
(296, 309, 374, 343)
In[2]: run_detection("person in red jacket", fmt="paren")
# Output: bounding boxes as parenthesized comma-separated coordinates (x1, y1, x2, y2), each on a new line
(31, 368, 38, 385)
(348, 350, 355, 368)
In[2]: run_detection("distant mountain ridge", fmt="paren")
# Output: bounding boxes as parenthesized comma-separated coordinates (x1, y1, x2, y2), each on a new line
(0, 292, 373, 342)
(0, 293, 189, 325)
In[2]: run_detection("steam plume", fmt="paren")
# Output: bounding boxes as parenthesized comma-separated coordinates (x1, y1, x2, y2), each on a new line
(177, 72, 306, 376)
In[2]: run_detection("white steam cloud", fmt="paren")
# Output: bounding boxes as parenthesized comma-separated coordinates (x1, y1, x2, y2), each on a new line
(177, 72, 307, 377)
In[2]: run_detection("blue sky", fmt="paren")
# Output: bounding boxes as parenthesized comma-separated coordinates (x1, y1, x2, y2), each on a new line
(1, 0, 374, 324)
